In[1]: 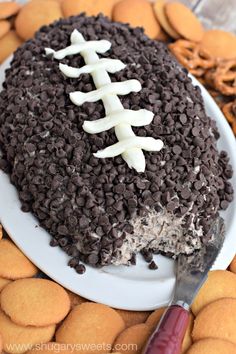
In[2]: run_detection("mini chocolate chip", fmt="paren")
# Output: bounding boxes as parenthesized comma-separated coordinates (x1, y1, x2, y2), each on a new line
(220, 200, 229, 210)
(179, 113, 187, 124)
(110, 228, 119, 239)
(88, 253, 99, 265)
(75, 264, 86, 274)
(99, 215, 109, 226)
(114, 184, 126, 194)
(79, 216, 90, 229)
(136, 180, 147, 190)
(173, 145, 182, 155)
(194, 181, 202, 190)
(50, 239, 59, 247)
(59, 237, 68, 247)
(57, 225, 68, 235)
(141, 249, 153, 263)
(149, 261, 158, 270)
(128, 198, 137, 208)
(166, 201, 177, 212)
(68, 258, 78, 268)
(192, 127, 200, 136)
(130, 254, 136, 265)
(181, 188, 191, 200)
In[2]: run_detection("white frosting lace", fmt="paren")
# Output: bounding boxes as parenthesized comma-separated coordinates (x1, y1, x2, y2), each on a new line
(45, 29, 163, 172)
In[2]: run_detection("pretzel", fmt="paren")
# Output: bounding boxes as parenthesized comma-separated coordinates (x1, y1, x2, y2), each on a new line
(222, 101, 236, 135)
(204, 68, 217, 89)
(169, 40, 215, 77)
(213, 59, 236, 96)
(214, 94, 230, 110)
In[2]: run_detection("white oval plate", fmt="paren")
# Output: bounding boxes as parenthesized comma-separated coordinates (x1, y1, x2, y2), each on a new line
(0, 57, 236, 311)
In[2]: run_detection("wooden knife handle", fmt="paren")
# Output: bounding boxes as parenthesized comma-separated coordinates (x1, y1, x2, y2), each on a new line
(143, 305, 189, 354)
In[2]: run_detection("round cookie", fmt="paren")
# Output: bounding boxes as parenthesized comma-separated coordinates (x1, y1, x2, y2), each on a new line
(145, 307, 166, 330)
(113, 0, 161, 39)
(156, 28, 169, 42)
(67, 290, 88, 309)
(0, 2, 21, 20)
(61, 0, 116, 19)
(191, 270, 236, 315)
(192, 298, 236, 344)
(0, 308, 55, 354)
(0, 239, 37, 279)
(1, 278, 70, 327)
(113, 324, 151, 354)
(0, 30, 22, 64)
(15, 0, 62, 40)
(182, 313, 194, 353)
(0, 20, 10, 39)
(153, 0, 180, 39)
(26, 342, 77, 354)
(230, 255, 236, 273)
(116, 310, 151, 328)
(165, 2, 204, 42)
(56, 303, 125, 351)
(0, 333, 2, 354)
(200, 30, 236, 59)
(0, 278, 11, 293)
(186, 338, 236, 354)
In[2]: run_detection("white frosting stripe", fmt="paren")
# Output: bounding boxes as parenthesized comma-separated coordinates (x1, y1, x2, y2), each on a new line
(45, 29, 164, 173)
(70, 29, 84, 44)
(94, 137, 163, 158)
(122, 149, 146, 172)
(59, 59, 126, 78)
(45, 40, 111, 60)
(67, 31, 150, 172)
(70, 80, 141, 106)
(83, 109, 154, 134)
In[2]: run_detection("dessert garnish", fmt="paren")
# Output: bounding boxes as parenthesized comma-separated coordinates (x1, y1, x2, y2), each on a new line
(46, 29, 163, 173)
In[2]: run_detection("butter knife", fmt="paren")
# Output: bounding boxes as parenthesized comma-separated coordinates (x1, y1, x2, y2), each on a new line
(143, 217, 225, 354)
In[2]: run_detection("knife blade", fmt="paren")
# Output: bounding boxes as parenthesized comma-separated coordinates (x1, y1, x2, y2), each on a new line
(143, 216, 225, 354)
(172, 216, 225, 309)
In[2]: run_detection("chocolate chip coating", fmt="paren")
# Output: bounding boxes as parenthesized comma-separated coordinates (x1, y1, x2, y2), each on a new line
(0, 14, 233, 272)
